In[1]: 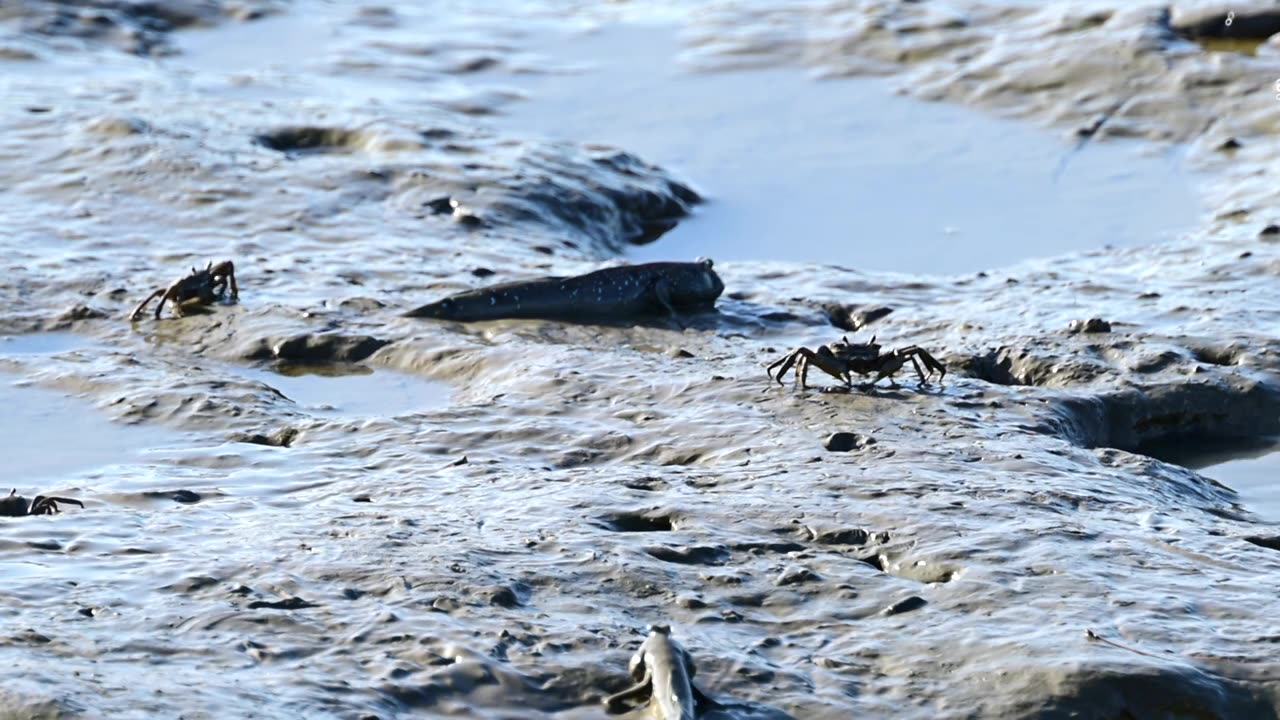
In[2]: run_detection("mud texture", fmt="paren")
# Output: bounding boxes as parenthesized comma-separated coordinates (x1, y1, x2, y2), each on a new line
(0, 0, 281, 56)
(1, 1, 1279, 719)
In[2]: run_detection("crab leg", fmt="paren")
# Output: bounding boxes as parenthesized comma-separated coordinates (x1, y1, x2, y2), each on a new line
(901, 347, 947, 383)
(907, 355, 928, 385)
(770, 350, 815, 386)
(129, 289, 166, 321)
(767, 350, 804, 384)
(211, 260, 239, 301)
(791, 348, 852, 389)
(156, 286, 185, 319)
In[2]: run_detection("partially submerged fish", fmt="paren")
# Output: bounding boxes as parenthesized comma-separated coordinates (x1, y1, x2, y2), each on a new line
(404, 258, 724, 323)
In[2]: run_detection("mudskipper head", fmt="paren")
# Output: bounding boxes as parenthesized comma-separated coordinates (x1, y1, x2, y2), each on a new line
(691, 257, 725, 301)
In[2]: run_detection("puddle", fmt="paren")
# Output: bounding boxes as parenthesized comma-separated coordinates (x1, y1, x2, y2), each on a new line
(175, 12, 336, 75)
(0, 332, 85, 355)
(242, 364, 450, 417)
(1142, 436, 1280, 520)
(1, 380, 171, 485)
(498, 23, 1201, 276)
(1205, 450, 1280, 520)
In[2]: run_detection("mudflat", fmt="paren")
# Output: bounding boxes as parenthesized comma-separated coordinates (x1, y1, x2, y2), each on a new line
(1, 1, 1279, 718)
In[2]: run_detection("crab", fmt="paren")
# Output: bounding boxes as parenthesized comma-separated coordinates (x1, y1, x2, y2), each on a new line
(0, 489, 84, 517)
(767, 334, 946, 390)
(129, 260, 238, 321)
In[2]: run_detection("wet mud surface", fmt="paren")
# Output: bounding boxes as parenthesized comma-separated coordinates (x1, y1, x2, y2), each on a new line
(2, 1, 1280, 718)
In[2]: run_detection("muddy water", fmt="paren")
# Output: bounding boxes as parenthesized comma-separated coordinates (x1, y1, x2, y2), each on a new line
(1147, 438, 1280, 520)
(2, 1, 1280, 718)
(499, 23, 1201, 275)
(1207, 448, 1280, 521)
(239, 364, 450, 417)
(0, 380, 168, 484)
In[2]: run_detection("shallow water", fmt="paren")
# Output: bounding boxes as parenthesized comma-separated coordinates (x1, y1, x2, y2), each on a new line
(1207, 449, 1280, 521)
(1146, 437, 1280, 520)
(1, 379, 172, 485)
(239, 363, 450, 417)
(500, 23, 1201, 275)
(0, 332, 85, 356)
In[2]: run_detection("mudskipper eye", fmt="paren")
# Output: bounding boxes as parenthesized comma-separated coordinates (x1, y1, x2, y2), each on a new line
(696, 257, 713, 269)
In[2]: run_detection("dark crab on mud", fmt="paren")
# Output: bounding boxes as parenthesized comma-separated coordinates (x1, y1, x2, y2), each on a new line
(130, 260, 238, 320)
(1, 489, 83, 517)
(768, 334, 946, 390)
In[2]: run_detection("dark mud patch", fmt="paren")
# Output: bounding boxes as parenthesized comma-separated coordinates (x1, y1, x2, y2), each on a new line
(238, 363, 449, 418)
(882, 596, 926, 616)
(247, 596, 318, 611)
(1244, 536, 1280, 551)
(799, 525, 886, 547)
(143, 489, 204, 504)
(823, 432, 877, 453)
(240, 333, 391, 364)
(231, 426, 300, 448)
(486, 148, 700, 250)
(254, 125, 700, 255)
(645, 544, 731, 566)
(1134, 435, 1279, 471)
(956, 347, 1081, 387)
(8, 0, 276, 56)
(1052, 381, 1280, 453)
(254, 126, 427, 156)
(1029, 658, 1277, 720)
(597, 509, 678, 532)
(1188, 344, 1245, 367)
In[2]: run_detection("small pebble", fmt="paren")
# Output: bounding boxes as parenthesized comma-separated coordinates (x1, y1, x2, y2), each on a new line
(883, 596, 927, 616)
(1067, 318, 1111, 334)
(824, 432, 876, 452)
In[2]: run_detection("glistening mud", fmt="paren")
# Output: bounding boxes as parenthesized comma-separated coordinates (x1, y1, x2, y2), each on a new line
(2, 0, 1280, 718)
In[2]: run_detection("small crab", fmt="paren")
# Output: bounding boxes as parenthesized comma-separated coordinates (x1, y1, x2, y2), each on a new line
(0, 489, 84, 517)
(767, 334, 946, 390)
(129, 260, 238, 321)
